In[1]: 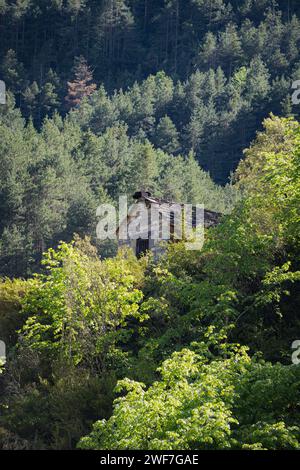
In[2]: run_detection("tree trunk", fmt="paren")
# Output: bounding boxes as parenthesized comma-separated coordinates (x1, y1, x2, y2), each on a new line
(174, 0, 179, 73)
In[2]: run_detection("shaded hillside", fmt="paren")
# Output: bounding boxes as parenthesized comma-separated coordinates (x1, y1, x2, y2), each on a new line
(1, 1, 300, 181)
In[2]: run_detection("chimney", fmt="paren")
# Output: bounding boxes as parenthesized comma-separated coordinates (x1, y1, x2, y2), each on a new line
(133, 190, 152, 201)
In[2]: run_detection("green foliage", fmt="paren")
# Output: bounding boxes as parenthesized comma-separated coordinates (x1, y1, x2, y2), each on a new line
(0, 238, 147, 449)
(78, 338, 300, 450)
(154, 116, 180, 154)
(1, 0, 300, 451)
(1, 115, 300, 450)
(21, 238, 144, 365)
(0, 277, 33, 347)
(1, 1, 300, 180)
(3, 1, 300, 274)
(0, 95, 235, 277)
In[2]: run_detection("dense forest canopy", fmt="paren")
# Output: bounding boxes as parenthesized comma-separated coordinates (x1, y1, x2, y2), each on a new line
(1, 0, 300, 181)
(0, 0, 300, 453)
(1, 0, 300, 276)
(0, 115, 300, 450)
(0, 92, 239, 276)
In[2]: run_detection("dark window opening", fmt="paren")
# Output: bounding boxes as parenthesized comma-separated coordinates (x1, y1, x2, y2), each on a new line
(136, 238, 149, 258)
(192, 206, 197, 229)
(170, 211, 175, 241)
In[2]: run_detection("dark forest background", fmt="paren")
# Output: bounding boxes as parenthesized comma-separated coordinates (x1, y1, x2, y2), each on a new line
(1, 1, 300, 451)
(1, 0, 300, 183)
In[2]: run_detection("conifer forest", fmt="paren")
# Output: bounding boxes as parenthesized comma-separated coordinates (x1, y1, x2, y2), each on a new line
(0, 0, 300, 453)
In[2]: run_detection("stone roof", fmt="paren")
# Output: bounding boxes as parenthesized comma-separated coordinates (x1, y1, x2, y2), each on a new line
(132, 191, 222, 229)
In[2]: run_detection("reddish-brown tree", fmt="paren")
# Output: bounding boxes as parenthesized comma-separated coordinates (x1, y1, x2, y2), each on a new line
(65, 56, 96, 108)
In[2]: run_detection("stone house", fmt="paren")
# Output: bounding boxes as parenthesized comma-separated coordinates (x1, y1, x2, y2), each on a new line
(117, 191, 222, 258)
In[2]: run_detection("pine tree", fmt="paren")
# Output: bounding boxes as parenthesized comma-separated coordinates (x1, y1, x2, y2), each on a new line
(197, 32, 218, 69)
(281, 95, 294, 117)
(65, 56, 96, 109)
(22, 81, 40, 119)
(245, 55, 271, 102)
(154, 115, 180, 154)
(134, 141, 159, 193)
(186, 100, 206, 152)
(32, 68, 61, 122)
(0, 49, 26, 97)
(240, 19, 262, 60)
(10, 0, 30, 20)
(0, 1, 7, 15)
(40, 83, 60, 115)
(219, 23, 243, 75)
(269, 47, 289, 71)
(192, 0, 232, 29)
(95, 0, 134, 65)
(284, 14, 300, 62)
